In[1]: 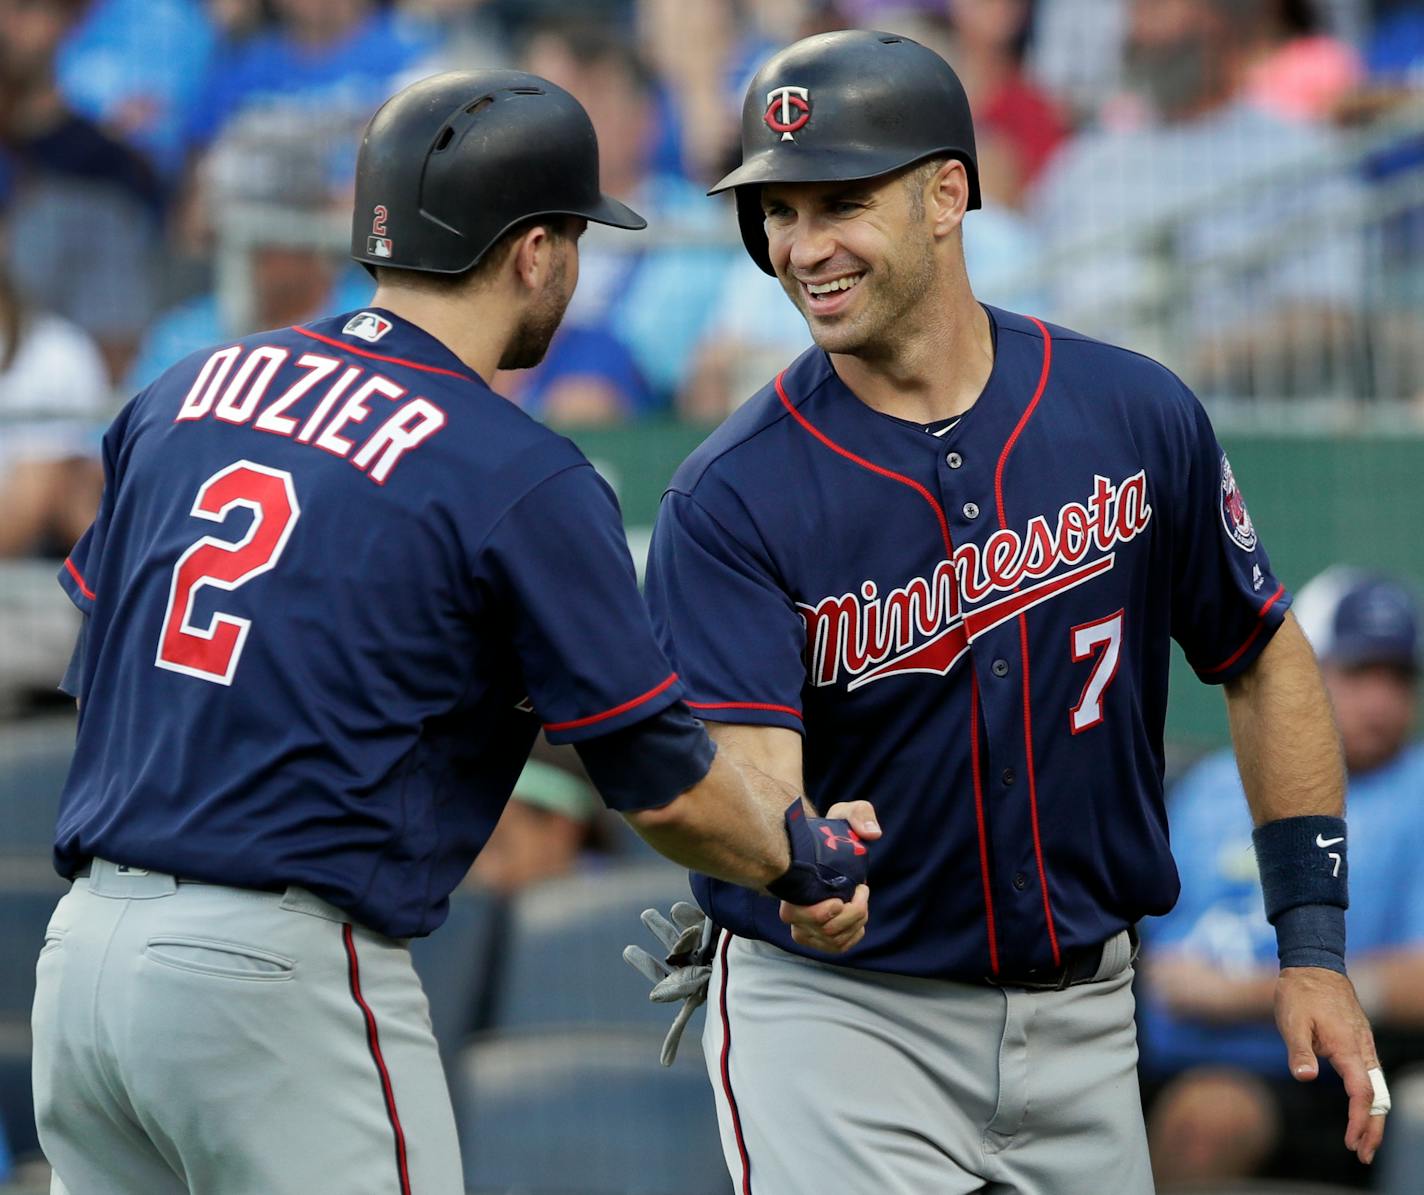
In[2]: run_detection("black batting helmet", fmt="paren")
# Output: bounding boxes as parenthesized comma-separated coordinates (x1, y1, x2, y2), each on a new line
(710, 30, 980, 275)
(351, 70, 646, 276)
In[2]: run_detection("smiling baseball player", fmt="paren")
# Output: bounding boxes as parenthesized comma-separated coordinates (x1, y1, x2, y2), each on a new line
(635, 30, 1389, 1194)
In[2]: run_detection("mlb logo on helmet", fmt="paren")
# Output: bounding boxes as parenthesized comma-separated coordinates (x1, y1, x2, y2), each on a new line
(368, 236, 393, 258)
(764, 85, 810, 141)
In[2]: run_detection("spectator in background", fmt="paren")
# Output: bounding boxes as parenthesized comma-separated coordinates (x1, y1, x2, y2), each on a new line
(54, 0, 220, 178)
(0, 249, 109, 559)
(467, 757, 605, 894)
(1029, 0, 1366, 400)
(506, 21, 733, 421)
(0, 0, 162, 383)
(1245, 0, 1364, 123)
(945, 0, 1068, 207)
(186, 0, 435, 151)
(1139, 567, 1424, 1191)
(127, 112, 367, 389)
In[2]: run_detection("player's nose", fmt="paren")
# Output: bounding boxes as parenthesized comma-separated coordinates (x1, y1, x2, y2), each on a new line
(785, 220, 836, 275)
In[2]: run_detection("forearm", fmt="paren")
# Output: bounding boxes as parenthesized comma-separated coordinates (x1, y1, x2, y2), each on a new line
(624, 749, 795, 888)
(1224, 613, 1346, 824)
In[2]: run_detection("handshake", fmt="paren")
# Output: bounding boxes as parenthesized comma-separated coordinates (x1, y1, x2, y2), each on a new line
(624, 798, 879, 1064)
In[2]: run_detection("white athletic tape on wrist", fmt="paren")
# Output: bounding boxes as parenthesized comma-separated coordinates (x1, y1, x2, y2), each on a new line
(1368, 1066, 1391, 1116)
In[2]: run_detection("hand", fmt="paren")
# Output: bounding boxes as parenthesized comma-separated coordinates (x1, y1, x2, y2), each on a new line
(778, 800, 881, 954)
(1274, 967, 1386, 1165)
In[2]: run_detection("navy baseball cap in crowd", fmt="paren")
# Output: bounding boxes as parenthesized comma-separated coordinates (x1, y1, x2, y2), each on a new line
(1294, 567, 1420, 673)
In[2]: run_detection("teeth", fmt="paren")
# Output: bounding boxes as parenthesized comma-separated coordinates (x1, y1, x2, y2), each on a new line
(806, 274, 863, 296)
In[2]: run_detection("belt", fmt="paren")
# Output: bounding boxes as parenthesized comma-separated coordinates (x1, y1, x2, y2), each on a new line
(73, 861, 209, 885)
(983, 926, 1139, 992)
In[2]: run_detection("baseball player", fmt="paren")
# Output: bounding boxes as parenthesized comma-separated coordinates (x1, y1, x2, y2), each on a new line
(633, 30, 1388, 1194)
(32, 71, 873, 1195)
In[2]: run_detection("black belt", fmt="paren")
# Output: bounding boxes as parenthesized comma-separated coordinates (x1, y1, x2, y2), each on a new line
(983, 926, 1139, 992)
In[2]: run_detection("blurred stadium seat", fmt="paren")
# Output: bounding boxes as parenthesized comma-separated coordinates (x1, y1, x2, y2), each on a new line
(408, 884, 506, 1057)
(0, 718, 72, 856)
(455, 1026, 729, 1195)
(489, 862, 699, 1032)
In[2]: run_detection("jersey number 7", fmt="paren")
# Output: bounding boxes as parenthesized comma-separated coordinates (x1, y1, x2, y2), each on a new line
(155, 461, 301, 685)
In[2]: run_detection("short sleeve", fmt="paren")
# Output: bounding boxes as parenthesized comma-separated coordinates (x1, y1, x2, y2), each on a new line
(1168, 393, 1290, 683)
(482, 463, 682, 745)
(644, 489, 807, 732)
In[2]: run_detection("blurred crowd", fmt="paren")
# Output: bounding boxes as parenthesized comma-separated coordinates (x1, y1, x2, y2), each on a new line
(0, 0, 1419, 491)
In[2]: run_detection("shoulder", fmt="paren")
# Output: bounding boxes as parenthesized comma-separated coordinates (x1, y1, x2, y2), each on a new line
(666, 346, 832, 497)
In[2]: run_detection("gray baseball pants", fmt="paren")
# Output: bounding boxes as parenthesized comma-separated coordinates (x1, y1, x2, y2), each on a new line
(31, 859, 464, 1194)
(703, 931, 1153, 1195)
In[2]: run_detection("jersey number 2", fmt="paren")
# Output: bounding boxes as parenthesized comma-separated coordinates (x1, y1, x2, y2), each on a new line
(155, 461, 301, 685)
(1069, 610, 1124, 733)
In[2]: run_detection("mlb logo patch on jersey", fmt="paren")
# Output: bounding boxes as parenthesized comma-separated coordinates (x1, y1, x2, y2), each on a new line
(342, 311, 393, 343)
(367, 236, 393, 259)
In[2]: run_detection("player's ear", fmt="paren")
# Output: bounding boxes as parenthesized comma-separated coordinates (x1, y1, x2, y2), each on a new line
(927, 159, 970, 238)
(508, 224, 555, 292)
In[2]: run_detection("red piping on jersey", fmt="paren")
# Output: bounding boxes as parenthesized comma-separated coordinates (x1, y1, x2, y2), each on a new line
(717, 931, 754, 1195)
(1203, 582, 1286, 675)
(294, 325, 473, 382)
(687, 699, 803, 721)
(774, 371, 953, 560)
(63, 557, 95, 601)
(542, 673, 679, 732)
(993, 317, 1062, 967)
(969, 677, 1000, 974)
(774, 368, 1001, 973)
(342, 924, 412, 1195)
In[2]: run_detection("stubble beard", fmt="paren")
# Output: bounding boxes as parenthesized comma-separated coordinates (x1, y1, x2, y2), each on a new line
(785, 227, 937, 362)
(500, 252, 572, 371)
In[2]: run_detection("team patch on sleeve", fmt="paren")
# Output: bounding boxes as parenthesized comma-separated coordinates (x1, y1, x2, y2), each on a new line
(1219, 453, 1257, 552)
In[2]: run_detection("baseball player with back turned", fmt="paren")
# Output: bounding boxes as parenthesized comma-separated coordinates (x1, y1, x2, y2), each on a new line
(32, 71, 875, 1195)
(630, 30, 1389, 1195)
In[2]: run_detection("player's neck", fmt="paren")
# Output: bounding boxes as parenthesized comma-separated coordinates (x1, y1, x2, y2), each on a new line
(370, 286, 513, 383)
(830, 294, 993, 424)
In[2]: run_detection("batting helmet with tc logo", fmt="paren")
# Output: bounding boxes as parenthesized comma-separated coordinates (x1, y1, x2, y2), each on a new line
(711, 30, 981, 275)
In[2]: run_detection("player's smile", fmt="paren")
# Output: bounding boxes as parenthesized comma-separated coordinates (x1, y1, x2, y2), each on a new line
(800, 271, 865, 316)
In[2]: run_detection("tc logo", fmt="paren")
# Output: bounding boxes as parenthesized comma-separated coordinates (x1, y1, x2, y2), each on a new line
(764, 86, 811, 141)
(818, 825, 867, 855)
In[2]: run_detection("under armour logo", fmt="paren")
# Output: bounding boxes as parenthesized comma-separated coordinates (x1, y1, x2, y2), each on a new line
(818, 825, 867, 855)
(764, 86, 811, 141)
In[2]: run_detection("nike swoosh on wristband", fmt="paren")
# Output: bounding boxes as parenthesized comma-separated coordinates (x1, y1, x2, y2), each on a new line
(1316, 834, 1345, 848)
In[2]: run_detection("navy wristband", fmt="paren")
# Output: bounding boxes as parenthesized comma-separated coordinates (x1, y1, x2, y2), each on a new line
(1274, 904, 1348, 974)
(1252, 815, 1349, 973)
(766, 799, 868, 905)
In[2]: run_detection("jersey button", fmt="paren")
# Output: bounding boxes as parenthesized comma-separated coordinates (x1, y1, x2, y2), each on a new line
(946, 451, 963, 469)
(1012, 872, 1029, 891)
(962, 501, 980, 519)
(1001, 767, 1016, 786)
(992, 658, 1010, 678)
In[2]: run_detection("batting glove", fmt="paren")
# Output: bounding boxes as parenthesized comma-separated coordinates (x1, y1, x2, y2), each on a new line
(622, 901, 717, 1066)
(765, 797, 869, 906)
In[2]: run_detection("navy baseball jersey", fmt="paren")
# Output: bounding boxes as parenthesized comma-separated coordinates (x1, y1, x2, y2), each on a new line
(645, 306, 1289, 981)
(57, 309, 685, 937)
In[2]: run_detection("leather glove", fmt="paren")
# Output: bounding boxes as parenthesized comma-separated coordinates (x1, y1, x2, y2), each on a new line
(622, 901, 717, 1066)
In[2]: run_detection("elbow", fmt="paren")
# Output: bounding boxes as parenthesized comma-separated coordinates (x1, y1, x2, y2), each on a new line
(624, 789, 693, 835)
